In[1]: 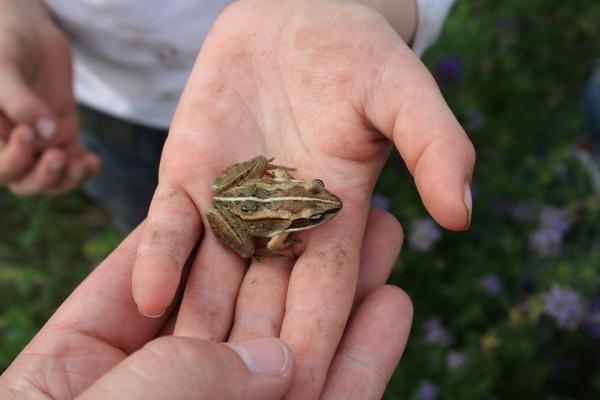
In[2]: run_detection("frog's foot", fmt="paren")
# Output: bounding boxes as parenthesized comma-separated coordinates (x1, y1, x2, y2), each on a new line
(252, 249, 286, 260)
(267, 232, 302, 252)
(266, 157, 296, 172)
(271, 168, 296, 180)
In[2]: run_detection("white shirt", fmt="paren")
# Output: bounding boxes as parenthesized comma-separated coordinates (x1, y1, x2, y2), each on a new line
(43, 0, 454, 129)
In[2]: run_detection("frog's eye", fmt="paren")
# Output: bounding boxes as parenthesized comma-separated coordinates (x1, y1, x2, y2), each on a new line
(308, 179, 325, 193)
(310, 213, 324, 221)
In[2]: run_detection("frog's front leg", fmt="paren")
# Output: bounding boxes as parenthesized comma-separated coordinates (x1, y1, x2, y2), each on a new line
(267, 231, 302, 252)
(272, 167, 295, 181)
(207, 208, 255, 258)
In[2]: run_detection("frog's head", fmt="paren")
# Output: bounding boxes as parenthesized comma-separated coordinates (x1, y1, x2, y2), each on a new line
(286, 179, 342, 232)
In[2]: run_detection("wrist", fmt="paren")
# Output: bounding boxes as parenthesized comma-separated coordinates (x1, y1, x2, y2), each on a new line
(345, 0, 417, 44)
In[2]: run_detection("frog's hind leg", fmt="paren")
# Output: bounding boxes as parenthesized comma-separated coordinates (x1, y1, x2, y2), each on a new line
(207, 208, 255, 258)
(212, 155, 271, 192)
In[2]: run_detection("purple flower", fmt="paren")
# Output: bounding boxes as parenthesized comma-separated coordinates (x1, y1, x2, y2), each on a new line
(433, 55, 461, 87)
(529, 228, 563, 258)
(417, 380, 438, 400)
(543, 286, 585, 330)
(424, 318, 452, 347)
(463, 107, 484, 132)
(446, 351, 467, 370)
(529, 206, 571, 258)
(481, 274, 503, 296)
(371, 193, 390, 210)
(539, 206, 571, 234)
(585, 297, 600, 338)
(409, 218, 442, 252)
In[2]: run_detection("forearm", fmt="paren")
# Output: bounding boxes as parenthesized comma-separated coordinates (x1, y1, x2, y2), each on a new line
(0, 0, 57, 32)
(351, 0, 417, 44)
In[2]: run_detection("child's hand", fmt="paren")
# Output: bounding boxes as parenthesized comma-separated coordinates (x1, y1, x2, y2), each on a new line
(0, 0, 99, 195)
(132, 0, 474, 398)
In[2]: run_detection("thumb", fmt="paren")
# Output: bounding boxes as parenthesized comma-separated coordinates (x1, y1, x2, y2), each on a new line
(0, 66, 56, 139)
(363, 44, 475, 231)
(78, 337, 294, 400)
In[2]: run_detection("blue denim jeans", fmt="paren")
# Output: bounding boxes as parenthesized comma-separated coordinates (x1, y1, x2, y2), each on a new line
(79, 106, 168, 232)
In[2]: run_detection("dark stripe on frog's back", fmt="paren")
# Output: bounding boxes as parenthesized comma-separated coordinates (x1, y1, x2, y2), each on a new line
(220, 180, 333, 202)
(215, 195, 311, 219)
(243, 218, 291, 238)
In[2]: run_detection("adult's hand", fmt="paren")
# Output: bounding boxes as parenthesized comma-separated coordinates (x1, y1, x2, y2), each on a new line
(0, 226, 293, 400)
(0, 0, 99, 195)
(0, 210, 412, 399)
(132, 0, 470, 397)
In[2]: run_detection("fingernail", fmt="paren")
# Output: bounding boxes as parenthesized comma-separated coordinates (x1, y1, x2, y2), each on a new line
(463, 180, 472, 229)
(36, 118, 57, 140)
(50, 159, 65, 174)
(138, 305, 166, 319)
(227, 338, 291, 376)
(19, 127, 35, 144)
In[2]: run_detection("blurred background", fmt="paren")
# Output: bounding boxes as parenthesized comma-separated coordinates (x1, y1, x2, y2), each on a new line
(1, 0, 600, 398)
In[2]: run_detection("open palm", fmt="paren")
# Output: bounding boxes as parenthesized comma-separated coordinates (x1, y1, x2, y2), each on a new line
(132, 1, 474, 398)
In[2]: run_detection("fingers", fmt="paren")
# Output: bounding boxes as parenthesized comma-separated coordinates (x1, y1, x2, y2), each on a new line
(132, 183, 204, 317)
(0, 114, 12, 141)
(364, 47, 475, 231)
(355, 208, 403, 303)
(48, 151, 102, 194)
(172, 232, 248, 340)
(7, 147, 66, 196)
(77, 337, 293, 400)
(0, 124, 36, 183)
(226, 206, 401, 399)
(3, 133, 101, 195)
(228, 257, 293, 342)
(321, 285, 413, 400)
(227, 208, 401, 344)
(0, 64, 55, 136)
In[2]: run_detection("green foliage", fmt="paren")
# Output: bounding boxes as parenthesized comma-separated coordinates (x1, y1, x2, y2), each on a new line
(0, 193, 121, 368)
(381, 0, 600, 398)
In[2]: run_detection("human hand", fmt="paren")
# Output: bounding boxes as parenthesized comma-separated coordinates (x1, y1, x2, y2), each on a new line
(0, 213, 412, 399)
(0, 0, 100, 195)
(131, 0, 472, 397)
